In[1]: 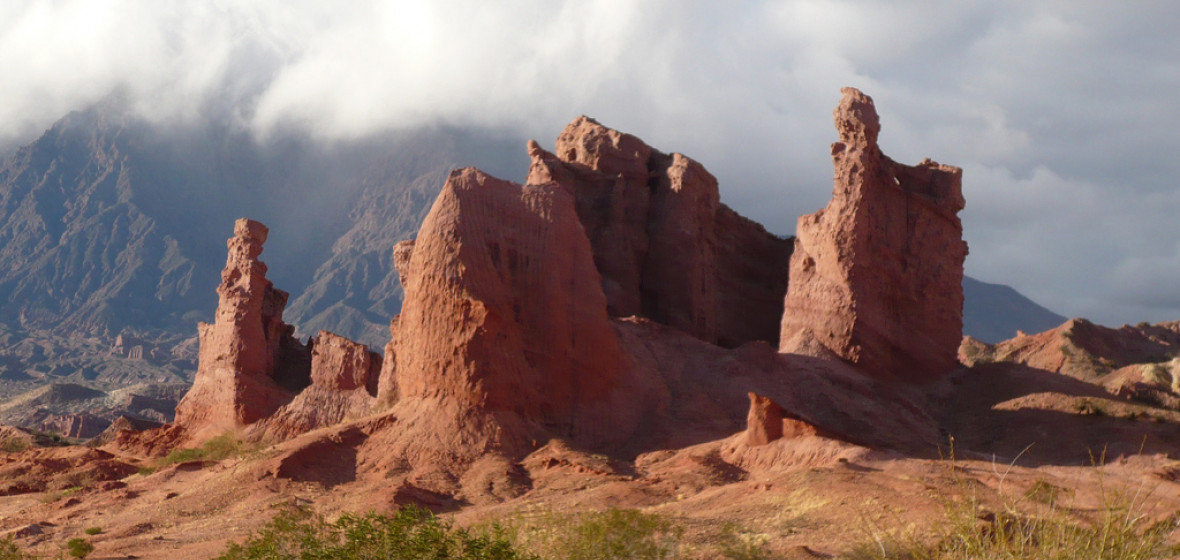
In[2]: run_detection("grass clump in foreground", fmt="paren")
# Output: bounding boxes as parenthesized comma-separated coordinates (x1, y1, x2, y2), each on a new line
(845, 463, 1180, 560)
(504, 507, 684, 560)
(217, 504, 535, 560)
(0, 538, 30, 560)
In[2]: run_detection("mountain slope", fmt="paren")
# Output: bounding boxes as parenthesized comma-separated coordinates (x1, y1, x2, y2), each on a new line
(962, 276, 1067, 343)
(0, 105, 524, 349)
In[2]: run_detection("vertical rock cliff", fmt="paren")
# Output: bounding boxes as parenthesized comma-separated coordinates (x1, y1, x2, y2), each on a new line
(173, 219, 310, 439)
(779, 88, 968, 382)
(374, 168, 644, 465)
(526, 117, 793, 348)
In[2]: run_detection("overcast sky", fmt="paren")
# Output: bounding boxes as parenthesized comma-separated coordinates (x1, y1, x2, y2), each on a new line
(2, 1, 1178, 327)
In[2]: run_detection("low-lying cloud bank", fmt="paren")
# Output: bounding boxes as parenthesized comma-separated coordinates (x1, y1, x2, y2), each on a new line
(2, 1, 1178, 326)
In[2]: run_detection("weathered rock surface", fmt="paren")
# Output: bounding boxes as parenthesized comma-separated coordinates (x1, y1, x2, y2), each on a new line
(960, 318, 1180, 381)
(780, 87, 968, 382)
(746, 392, 785, 446)
(526, 118, 793, 348)
(252, 331, 381, 440)
(52, 413, 107, 439)
(371, 167, 644, 474)
(173, 219, 310, 440)
(162, 95, 964, 497)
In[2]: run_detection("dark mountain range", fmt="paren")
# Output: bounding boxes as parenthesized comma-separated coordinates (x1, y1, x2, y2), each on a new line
(0, 104, 524, 350)
(962, 276, 1067, 343)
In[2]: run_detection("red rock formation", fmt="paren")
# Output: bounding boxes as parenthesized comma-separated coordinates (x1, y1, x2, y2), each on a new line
(372, 167, 641, 469)
(392, 240, 415, 289)
(252, 331, 381, 440)
(53, 413, 107, 439)
(746, 392, 826, 446)
(174, 219, 310, 440)
(746, 393, 784, 445)
(526, 118, 792, 348)
(780, 88, 967, 382)
(960, 318, 1180, 381)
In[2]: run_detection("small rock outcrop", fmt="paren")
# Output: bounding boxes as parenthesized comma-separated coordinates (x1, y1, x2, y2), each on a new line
(780, 88, 968, 382)
(253, 331, 381, 440)
(173, 219, 311, 440)
(746, 392, 785, 445)
(526, 118, 793, 348)
(745, 392, 823, 446)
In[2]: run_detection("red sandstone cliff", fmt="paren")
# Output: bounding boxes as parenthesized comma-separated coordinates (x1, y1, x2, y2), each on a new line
(371, 168, 653, 471)
(526, 118, 793, 348)
(780, 88, 968, 383)
(171, 220, 385, 443)
(252, 331, 381, 440)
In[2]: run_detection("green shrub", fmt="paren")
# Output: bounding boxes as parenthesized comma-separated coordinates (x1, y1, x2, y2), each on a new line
(159, 434, 247, 467)
(83, 527, 102, 536)
(0, 538, 30, 560)
(217, 504, 535, 560)
(715, 521, 771, 560)
(0, 437, 29, 453)
(66, 537, 93, 559)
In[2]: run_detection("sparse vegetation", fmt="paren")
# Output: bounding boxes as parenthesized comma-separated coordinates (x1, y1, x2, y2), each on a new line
(1023, 479, 1071, 507)
(1076, 399, 1108, 416)
(0, 437, 29, 453)
(65, 537, 93, 559)
(82, 527, 101, 536)
(0, 538, 30, 560)
(505, 507, 683, 560)
(845, 461, 1180, 560)
(159, 433, 248, 467)
(715, 521, 772, 560)
(217, 504, 534, 560)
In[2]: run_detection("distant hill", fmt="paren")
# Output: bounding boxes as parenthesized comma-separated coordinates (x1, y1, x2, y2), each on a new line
(962, 276, 1067, 343)
(0, 104, 525, 352)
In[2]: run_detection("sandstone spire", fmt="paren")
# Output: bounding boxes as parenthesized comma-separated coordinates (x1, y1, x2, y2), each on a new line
(174, 219, 309, 439)
(779, 88, 968, 382)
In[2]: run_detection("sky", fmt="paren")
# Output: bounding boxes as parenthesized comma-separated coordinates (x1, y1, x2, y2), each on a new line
(1, 0, 1178, 326)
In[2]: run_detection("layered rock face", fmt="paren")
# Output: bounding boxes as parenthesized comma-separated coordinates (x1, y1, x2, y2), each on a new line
(253, 331, 381, 440)
(173, 219, 310, 439)
(376, 168, 642, 461)
(526, 118, 793, 348)
(780, 88, 968, 382)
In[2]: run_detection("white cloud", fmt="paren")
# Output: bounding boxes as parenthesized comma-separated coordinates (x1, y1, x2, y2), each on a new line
(1, 0, 1179, 327)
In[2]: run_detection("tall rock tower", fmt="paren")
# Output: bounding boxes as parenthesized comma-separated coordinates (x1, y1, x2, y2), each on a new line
(780, 88, 968, 382)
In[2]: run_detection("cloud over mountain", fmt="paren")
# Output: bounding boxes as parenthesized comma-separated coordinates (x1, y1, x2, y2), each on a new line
(2, 1, 1178, 325)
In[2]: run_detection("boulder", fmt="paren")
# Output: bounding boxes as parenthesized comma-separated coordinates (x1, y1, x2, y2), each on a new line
(780, 88, 968, 382)
(746, 392, 825, 446)
(746, 392, 785, 446)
